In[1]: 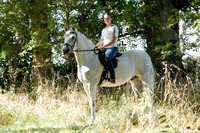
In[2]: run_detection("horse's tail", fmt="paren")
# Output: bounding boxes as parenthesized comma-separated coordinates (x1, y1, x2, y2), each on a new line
(147, 52, 155, 93)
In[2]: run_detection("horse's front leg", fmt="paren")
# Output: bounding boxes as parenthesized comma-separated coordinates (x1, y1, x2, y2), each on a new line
(83, 82, 96, 125)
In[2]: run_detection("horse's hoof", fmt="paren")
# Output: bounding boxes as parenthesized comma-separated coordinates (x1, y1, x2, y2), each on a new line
(88, 119, 94, 126)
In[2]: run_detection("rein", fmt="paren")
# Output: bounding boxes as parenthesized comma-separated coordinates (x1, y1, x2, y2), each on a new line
(72, 47, 99, 54)
(65, 31, 99, 54)
(72, 47, 97, 52)
(65, 42, 99, 54)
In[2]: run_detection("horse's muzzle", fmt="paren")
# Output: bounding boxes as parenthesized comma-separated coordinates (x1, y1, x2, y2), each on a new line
(63, 45, 70, 56)
(63, 43, 74, 56)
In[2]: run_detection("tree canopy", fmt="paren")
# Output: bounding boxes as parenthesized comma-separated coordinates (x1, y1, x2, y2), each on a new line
(0, 0, 199, 89)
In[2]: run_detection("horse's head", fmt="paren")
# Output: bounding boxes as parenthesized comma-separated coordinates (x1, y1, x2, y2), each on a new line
(63, 26, 78, 56)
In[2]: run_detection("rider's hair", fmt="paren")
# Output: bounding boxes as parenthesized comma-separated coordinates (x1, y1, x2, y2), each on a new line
(104, 13, 113, 23)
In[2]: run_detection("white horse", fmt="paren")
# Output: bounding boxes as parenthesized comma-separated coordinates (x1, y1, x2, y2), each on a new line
(63, 27, 155, 125)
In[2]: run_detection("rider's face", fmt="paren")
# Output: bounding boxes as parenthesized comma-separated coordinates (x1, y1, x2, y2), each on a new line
(104, 14, 112, 26)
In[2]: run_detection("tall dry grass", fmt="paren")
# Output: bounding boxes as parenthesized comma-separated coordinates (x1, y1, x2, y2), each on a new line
(0, 62, 199, 132)
(156, 62, 200, 112)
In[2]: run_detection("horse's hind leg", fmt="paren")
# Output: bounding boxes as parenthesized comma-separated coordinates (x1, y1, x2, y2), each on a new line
(140, 70, 155, 112)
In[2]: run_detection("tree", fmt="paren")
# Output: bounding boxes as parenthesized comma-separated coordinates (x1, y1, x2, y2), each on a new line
(29, 0, 52, 80)
(0, 0, 54, 89)
(51, 0, 197, 74)
(141, 0, 195, 73)
(179, 0, 200, 53)
(0, 1, 31, 88)
(142, 0, 177, 72)
(1, 0, 199, 90)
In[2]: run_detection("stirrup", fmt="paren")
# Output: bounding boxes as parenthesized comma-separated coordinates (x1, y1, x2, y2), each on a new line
(104, 77, 115, 83)
(106, 78, 115, 83)
(110, 78, 115, 83)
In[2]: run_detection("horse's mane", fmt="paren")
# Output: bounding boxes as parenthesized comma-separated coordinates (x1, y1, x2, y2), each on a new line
(77, 31, 95, 48)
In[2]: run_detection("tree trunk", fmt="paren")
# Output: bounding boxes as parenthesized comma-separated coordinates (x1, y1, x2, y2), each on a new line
(30, 0, 52, 80)
(143, 0, 183, 73)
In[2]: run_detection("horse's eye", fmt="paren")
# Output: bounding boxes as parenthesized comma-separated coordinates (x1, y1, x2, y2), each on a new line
(72, 36, 75, 40)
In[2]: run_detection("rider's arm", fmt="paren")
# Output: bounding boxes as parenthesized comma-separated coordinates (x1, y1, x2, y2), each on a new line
(99, 36, 116, 49)
(96, 38, 104, 47)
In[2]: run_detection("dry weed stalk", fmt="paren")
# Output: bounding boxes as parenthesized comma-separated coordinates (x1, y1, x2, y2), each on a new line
(156, 61, 199, 112)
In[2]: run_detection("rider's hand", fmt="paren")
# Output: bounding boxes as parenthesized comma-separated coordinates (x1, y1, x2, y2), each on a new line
(97, 46, 104, 50)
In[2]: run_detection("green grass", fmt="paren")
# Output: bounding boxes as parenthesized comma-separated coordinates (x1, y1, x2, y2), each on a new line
(0, 84, 199, 133)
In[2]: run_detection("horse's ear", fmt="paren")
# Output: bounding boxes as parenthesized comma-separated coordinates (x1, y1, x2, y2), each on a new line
(64, 26, 68, 31)
(72, 26, 76, 31)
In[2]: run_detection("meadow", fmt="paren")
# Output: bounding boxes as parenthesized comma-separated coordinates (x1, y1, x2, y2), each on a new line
(0, 62, 199, 133)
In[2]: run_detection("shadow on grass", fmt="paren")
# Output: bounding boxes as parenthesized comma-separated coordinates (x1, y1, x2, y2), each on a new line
(1, 127, 61, 133)
(67, 123, 90, 131)
(0, 124, 90, 132)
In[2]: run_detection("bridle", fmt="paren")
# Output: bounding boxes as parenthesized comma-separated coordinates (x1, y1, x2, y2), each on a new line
(64, 31, 99, 54)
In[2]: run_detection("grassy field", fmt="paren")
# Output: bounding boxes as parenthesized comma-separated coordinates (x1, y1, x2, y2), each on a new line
(0, 64, 200, 132)
(0, 85, 199, 132)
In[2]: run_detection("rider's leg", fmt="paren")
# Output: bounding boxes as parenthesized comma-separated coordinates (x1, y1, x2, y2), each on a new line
(104, 47, 118, 83)
(107, 59, 115, 83)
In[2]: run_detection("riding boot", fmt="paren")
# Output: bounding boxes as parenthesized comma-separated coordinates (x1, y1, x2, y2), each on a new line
(107, 59, 115, 83)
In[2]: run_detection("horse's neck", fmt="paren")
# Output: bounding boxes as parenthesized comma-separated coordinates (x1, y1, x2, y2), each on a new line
(74, 32, 97, 67)
(76, 32, 94, 50)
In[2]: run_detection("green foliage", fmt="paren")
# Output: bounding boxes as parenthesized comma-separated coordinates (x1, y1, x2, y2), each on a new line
(179, 0, 200, 52)
(0, 1, 32, 89)
(183, 56, 200, 81)
(0, 0, 199, 90)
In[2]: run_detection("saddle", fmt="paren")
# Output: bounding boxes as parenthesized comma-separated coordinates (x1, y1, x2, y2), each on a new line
(97, 50, 122, 86)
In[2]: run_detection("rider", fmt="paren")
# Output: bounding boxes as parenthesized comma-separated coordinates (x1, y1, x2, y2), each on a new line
(96, 13, 119, 83)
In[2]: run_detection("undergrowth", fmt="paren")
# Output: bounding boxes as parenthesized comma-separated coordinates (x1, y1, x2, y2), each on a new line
(0, 62, 199, 132)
